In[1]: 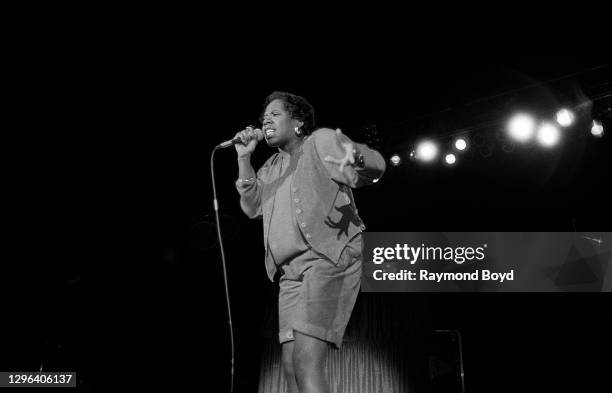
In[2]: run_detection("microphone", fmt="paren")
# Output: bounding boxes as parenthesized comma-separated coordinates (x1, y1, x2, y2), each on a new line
(217, 128, 264, 148)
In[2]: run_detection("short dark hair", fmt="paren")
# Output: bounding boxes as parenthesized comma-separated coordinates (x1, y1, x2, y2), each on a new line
(261, 91, 316, 135)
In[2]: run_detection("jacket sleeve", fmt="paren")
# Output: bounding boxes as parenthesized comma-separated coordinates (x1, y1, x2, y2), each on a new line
(235, 159, 272, 219)
(313, 128, 386, 188)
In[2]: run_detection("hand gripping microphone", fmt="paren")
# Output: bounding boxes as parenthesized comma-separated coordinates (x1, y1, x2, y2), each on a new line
(217, 127, 264, 148)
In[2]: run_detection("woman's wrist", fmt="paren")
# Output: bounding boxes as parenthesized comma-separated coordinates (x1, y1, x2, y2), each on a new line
(352, 147, 365, 168)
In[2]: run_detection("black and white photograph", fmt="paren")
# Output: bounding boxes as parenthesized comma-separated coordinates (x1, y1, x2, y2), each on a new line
(3, 15, 611, 392)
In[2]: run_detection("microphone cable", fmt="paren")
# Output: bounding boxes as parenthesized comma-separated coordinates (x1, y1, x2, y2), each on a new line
(210, 146, 235, 393)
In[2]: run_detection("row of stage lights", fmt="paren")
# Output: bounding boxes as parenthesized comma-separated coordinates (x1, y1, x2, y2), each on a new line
(389, 108, 605, 167)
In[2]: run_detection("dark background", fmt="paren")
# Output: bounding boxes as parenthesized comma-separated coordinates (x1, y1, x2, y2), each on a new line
(4, 16, 611, 392)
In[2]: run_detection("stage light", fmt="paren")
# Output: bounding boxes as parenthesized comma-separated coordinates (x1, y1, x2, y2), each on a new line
(390, 154, 402, 166)
(556, 108, 575, 127)
(415, 140, 439, 162)
(507, 113, 536, 142)
(445, 153, 456, 165)
(454, 138, 467, 151)
(591, 120, 604, 137)
(536, 122, 561, 147)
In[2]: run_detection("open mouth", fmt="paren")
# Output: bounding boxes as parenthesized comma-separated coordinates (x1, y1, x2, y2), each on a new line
(265, 128, 276, 138)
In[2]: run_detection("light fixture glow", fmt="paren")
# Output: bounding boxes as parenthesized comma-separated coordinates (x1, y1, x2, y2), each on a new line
(445, 153, 456, 165)
(455, 138, 467, 151)
(556, 108, 575, 127)
(507, 113, 536, 142)
(536, 122, 561, 147)
(591, 120, 604, 137)
(415, 140, 439, 162)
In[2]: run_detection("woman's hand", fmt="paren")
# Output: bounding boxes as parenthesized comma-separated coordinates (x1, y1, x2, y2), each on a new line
(234, 126, 260, 158)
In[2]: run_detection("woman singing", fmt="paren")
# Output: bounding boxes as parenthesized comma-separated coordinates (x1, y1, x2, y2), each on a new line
(234, 91, 385, 393)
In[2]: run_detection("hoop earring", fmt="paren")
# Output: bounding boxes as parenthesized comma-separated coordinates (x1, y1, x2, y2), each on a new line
(294, 127, 302, 136)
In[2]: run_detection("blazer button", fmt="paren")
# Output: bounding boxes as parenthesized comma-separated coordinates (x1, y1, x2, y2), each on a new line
(296, 209, 302, 214)
(300, 222, 306, 228)
(305, 234, 311, 239)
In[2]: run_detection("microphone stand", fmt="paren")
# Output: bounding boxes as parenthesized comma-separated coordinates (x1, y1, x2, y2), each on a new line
(210, 146, 235, 393)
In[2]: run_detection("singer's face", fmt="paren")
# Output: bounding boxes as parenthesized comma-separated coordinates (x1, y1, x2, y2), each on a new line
(262, 99, 300, 148)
